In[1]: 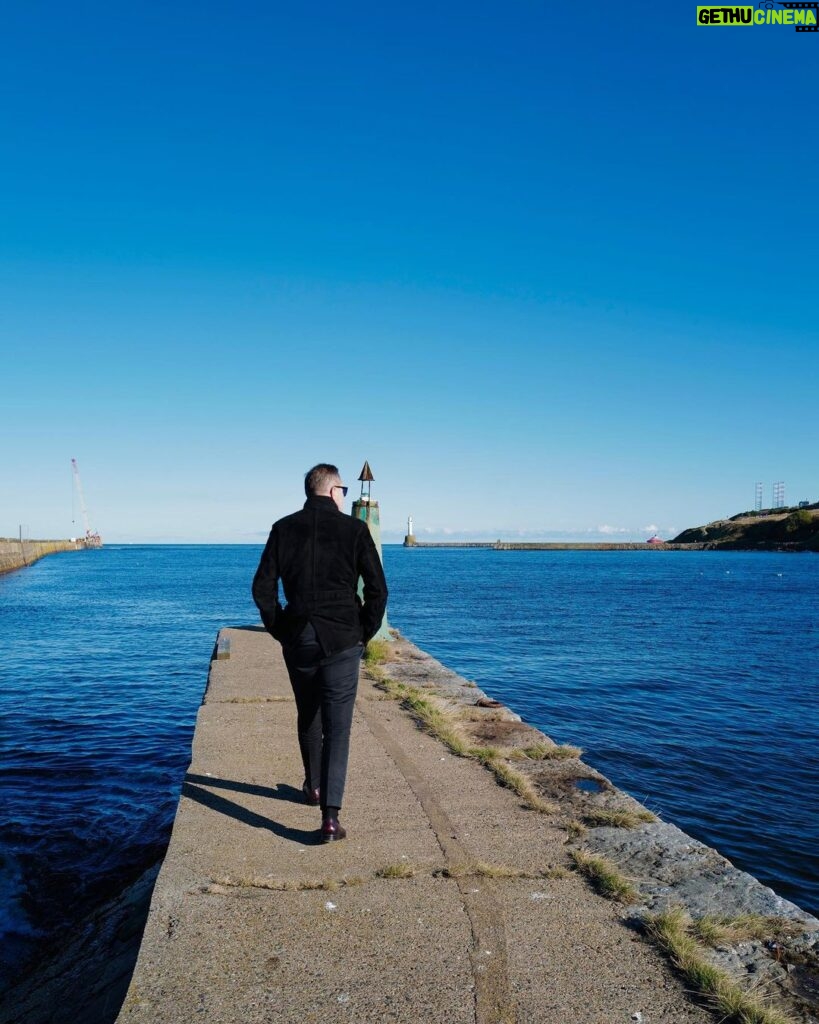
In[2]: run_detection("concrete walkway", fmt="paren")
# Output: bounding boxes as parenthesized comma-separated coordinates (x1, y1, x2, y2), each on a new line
(116, 626, 714, 1024)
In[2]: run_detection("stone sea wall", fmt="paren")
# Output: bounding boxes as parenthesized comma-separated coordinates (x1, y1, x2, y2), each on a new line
(0, 539, 83, 575)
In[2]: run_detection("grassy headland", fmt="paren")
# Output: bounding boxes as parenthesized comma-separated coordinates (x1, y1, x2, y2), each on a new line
(672, 504, 819, 551)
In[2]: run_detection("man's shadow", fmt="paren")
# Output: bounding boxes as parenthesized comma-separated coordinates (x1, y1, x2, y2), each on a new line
(182, 773, 320, 845)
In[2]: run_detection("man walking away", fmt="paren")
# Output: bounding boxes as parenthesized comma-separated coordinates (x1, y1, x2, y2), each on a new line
(252, 463, 388, 842)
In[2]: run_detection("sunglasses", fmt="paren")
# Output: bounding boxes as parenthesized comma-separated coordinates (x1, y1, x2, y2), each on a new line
(332, 484, 349, 497)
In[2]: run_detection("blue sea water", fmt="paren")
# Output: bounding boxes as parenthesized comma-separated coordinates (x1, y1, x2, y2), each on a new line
(1, 544, 817, 991)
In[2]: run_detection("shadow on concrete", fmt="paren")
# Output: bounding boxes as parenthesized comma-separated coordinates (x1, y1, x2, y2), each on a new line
(181, 779, 320, 845)
(185, 772, 302, 803)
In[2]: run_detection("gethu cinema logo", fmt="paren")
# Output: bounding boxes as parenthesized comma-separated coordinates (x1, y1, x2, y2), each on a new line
(697, 4, 818, 25)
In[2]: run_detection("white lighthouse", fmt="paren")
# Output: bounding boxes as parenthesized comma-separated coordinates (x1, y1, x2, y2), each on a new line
(404, 515, 416, 547)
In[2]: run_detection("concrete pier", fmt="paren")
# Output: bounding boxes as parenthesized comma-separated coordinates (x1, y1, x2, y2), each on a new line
(115, 628, 818, 1024)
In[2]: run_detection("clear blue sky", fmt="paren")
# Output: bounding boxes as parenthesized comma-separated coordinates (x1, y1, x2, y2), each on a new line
(1, 1, 816, 542)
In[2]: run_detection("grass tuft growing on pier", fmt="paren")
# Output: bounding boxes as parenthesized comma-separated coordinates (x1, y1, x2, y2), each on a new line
(485, 758, 555, 813)
(645, 907, 796, 1024)
(439, 861, 529, 880)
(469, 745, 505, 763)
(583, 808, 656, 829)
(436, 861, 566, 881)
(692, 913, 801, 948)
(457, 708, 509, 722)
(402, 690, 471, 757)
(369, 676, 556, 812)
(565, 819, 588, 839)
(520, 742, 583, 760)
(376, 863, 417, 879)
(363, 639, 390, 666)
(208, 874, 365, 893)
(570, 850, 638, 903)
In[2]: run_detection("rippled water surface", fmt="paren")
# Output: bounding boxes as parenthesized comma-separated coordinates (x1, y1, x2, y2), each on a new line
(1, 544, 817, 989)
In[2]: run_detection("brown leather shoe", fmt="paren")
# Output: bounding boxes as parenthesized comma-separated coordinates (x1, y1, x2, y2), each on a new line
(320, 816, 346, 843)
(302, 782, 320, 806)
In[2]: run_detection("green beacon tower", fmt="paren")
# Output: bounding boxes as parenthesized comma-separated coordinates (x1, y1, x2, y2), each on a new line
(351, 461, 391, 642)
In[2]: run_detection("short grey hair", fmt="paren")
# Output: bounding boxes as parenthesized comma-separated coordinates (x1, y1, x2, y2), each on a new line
(304, 463, 340, 497)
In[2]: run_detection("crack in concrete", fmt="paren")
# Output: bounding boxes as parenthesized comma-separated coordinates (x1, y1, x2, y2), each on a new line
(359, 704, 516, 1024)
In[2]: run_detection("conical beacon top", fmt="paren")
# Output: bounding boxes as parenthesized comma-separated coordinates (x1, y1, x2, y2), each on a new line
(358, 461, 374, 501)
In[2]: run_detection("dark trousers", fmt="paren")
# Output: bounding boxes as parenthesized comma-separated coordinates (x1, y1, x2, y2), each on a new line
(283, 623, 363, 811)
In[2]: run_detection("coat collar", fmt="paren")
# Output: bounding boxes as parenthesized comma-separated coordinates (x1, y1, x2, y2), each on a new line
(304, 495, 340, 512)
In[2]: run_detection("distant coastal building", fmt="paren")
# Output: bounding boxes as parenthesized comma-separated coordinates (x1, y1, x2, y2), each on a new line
(646, 535, 664, 545)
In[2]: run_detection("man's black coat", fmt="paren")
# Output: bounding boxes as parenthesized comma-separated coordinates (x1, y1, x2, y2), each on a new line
(252, 495, 389, 656)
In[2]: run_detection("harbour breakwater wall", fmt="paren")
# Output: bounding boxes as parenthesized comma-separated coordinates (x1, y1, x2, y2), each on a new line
(0, 538, 84, 575)
(404, 540, 707, 550)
